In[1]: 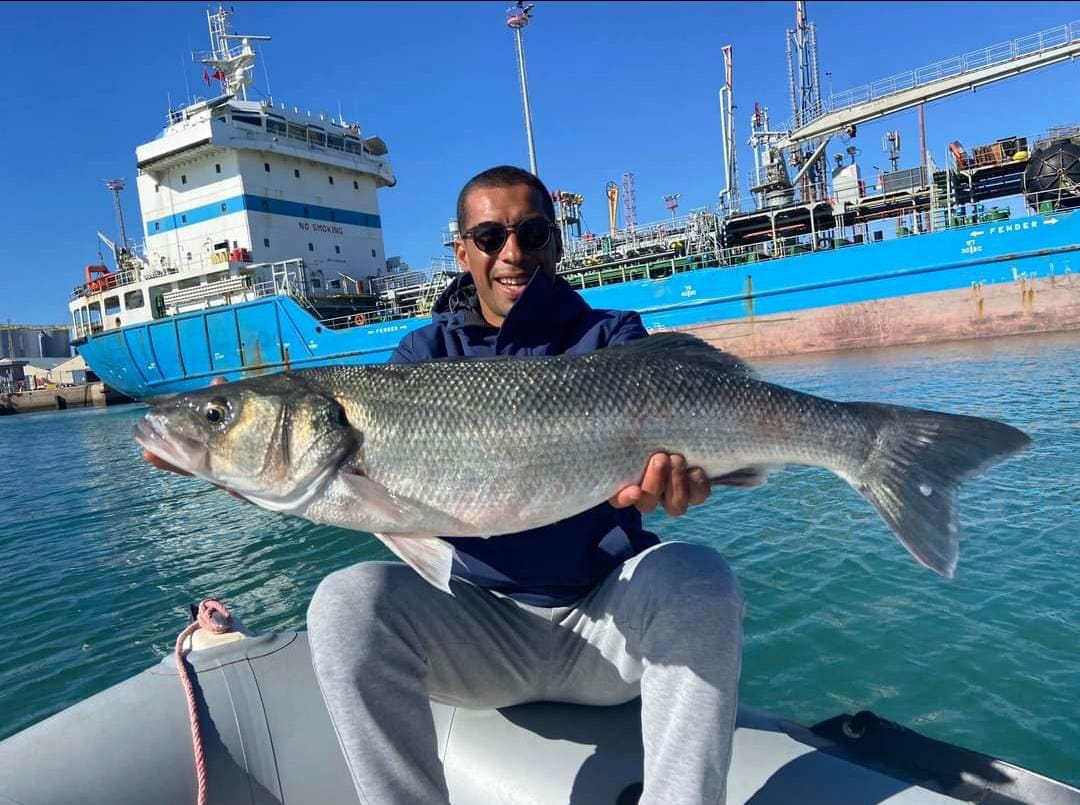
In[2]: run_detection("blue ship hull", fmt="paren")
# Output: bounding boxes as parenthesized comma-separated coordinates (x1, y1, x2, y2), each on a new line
(78, 210, 1080, 399)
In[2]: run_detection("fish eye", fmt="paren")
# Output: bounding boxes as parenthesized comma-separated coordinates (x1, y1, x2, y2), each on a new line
(204, 398, 230, 425)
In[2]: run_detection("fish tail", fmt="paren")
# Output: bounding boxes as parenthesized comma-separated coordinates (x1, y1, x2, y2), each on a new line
(843, 402, 1031, 577)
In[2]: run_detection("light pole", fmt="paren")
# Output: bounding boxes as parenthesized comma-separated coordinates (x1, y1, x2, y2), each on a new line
(506, 2, 538, 175)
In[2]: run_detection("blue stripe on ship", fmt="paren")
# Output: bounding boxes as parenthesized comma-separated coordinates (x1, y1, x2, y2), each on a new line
(144, 195, 381, 236)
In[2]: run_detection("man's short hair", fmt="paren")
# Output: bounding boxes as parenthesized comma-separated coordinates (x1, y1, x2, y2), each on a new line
(456, 166, 557, 232)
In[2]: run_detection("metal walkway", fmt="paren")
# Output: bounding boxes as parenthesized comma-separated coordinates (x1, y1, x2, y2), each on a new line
(779, 20, 1080, 149)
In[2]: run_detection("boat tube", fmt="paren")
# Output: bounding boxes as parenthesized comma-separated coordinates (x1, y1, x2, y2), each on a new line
(0, 628, 1076, 804)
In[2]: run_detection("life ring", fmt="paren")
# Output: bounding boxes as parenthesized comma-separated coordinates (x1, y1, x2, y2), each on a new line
(353, 313, 367, 327)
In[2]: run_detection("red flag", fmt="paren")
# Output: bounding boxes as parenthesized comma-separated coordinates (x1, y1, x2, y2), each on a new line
(203, 69, 211, 88)
(212, 69, 226, 82)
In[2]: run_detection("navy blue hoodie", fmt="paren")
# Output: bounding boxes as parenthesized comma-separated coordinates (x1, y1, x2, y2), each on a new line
(389, 270, 660, 606)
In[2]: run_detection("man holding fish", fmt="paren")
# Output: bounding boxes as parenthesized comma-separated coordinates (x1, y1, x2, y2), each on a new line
(139, 165, 1028, 804)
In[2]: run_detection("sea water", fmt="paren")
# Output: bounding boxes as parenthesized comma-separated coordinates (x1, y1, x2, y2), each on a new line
(1, 331, 1077, 785)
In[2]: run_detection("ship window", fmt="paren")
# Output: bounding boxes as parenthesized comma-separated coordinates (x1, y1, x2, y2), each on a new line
(181, 214, 187, 223)
(264, 162, 271, 172)
(308, 243, 314, 252)
(329, 279, 341, 289)
(266, 117, 287, 136)
(344, 137, 362, 155)
(186, 252, 192, 261)
(287, 123, 307, 141)
(104, 296, 121, 316)
(353, 180, 359, 190)
(149, 285, 170, 319)
(87, 302, 102, 333)
(154, 222, 160, 231)
(233, 114, 263, 128)
(327, 134, 344, 151)
(178, 277, 200, 289)
(213, 241, 229, 251)
(181, 174, 187, 185)
(328, 175, 334, 185)
(263, 238, 270, 247)
(309, 129, 326, 147)
(294, 168, 300, 178)
(220, 203, 227, 213)
(371, 249, 376, 258)
(205, 271, 227, 284)
(155, 184, 160, 193)
(335, 245, 341, 254)
(311, 278, 322, 288)
(215, 163, 221, 174)
(124, 289, 145, 309)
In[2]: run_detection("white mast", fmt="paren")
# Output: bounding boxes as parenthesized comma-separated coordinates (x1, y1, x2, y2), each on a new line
(192, 5, 271, 101)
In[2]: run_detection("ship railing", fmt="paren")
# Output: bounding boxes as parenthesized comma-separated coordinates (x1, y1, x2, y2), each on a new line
(70, 268, 143, 300)
(369, 271, 431, 294)
(794, 20, 1080, 131)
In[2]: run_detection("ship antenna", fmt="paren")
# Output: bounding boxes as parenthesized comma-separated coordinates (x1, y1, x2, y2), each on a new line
(104, 179, 130, 254)
(192, 4, 271, 101)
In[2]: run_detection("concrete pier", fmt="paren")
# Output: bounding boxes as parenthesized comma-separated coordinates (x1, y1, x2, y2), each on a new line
(0, 383, 132, 415)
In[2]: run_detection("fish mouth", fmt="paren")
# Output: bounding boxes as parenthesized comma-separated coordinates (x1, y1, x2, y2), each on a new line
(133, 413, 211, 477)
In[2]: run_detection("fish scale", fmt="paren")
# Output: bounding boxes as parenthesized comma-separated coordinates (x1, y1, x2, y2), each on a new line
(136, 333, 1032, 592)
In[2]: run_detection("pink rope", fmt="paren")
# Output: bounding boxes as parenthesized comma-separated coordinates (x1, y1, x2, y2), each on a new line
(175, 598, 234, 805)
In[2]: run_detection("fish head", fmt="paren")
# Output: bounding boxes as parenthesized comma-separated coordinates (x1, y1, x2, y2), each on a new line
(134, 375, 355, 510)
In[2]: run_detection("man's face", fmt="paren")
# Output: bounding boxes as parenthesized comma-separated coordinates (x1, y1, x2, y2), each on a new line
(454, 183, 562, 328)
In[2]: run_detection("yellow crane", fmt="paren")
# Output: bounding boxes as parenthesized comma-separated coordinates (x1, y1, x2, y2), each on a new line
(606, 181, 619, 235)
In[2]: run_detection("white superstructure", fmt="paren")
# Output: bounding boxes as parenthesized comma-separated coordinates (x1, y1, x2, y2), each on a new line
(69, 5, 402, 339)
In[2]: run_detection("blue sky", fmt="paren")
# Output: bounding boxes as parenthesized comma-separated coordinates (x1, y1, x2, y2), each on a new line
(3, 1, 1079, 325)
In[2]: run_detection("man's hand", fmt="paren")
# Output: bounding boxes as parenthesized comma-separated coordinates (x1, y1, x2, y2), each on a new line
(609, 453, 711, 516)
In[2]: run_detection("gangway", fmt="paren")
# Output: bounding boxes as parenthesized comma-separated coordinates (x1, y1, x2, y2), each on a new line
(778, 19, 1080, 150)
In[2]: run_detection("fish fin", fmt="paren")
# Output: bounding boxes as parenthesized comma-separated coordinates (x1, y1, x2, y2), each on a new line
(339, 470, 468, 533)
(843, 402, 1032, 578)
(711, 465, 777, 488)
(373, 532, 455, 593)
(606, 333, 758, 378)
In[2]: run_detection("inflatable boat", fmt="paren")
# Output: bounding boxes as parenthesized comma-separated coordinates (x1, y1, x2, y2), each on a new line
(1, 623, 1077, 805)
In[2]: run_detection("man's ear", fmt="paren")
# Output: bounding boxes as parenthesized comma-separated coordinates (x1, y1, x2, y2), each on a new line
(453, 238, 469, 272)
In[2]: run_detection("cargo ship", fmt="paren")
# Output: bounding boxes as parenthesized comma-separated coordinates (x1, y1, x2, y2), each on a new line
(68, 4, 1080, 399)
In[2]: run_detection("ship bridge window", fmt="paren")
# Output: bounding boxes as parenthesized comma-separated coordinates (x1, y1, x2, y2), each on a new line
(344, 137, 362, 155)
(327, 134, 344, 151)
(232, 114, 263, 128)
(309, 129, 326, 147)
(287, 123, 306, 141)
(124, 289, 145, 309)
(87, 302, 102, 333)
(267, 117, 287, 136)
(104, 296, 121, 316)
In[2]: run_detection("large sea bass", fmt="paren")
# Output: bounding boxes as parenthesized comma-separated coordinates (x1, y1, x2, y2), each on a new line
(134, 334, 1031, 591)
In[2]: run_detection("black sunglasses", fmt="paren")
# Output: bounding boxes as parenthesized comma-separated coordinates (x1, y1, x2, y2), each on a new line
(461, 217, 556, 255)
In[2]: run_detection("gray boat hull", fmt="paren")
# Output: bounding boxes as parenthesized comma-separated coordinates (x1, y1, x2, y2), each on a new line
(0, 630, 1076, 804)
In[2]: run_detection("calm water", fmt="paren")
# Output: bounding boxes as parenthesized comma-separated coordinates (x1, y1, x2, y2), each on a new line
(1, 332, 1078, 785)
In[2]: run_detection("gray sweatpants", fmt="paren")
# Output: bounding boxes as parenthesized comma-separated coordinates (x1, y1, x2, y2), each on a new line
(307, 541, 744, 805)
